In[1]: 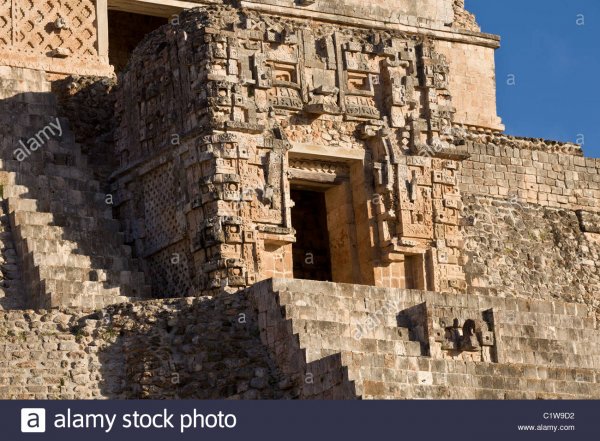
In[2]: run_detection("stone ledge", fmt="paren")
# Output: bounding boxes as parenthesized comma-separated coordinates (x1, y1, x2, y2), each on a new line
(456, 129, 583, 156)
(240, 1, 501, 48)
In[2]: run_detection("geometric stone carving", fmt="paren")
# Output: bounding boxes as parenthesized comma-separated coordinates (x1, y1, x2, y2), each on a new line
(432, 309, 496, 362)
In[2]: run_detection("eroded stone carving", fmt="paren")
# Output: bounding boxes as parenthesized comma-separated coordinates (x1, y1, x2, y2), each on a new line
(109, 5, 478, 294)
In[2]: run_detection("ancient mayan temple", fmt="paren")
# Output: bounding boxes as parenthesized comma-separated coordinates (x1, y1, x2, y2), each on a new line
(0, 0, 599, 399)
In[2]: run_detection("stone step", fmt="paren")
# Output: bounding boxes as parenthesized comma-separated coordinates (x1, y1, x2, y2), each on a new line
(498, 316, 596, 332)
(18, 235, 132, 260)
(12, 143, 89, 170)
(27, 265, 146, 286)
(15, 224, 128, 253)
(0, 159, 99, 190)
(281, 304, 350, 323)
(289, 317, 352, 339)
(0, 172, 101, 195)
(500, 335, 600, 355)
(302, 337, 423, 363)
(17, 143, 89, 169)
(279, 289, 598, 335)
(278, 287, 412, 306)
(15, 103, 59, 117)
(11, 210, 121, 233)
(277, 290, 402, 327)
(498, 314, 598, 341)
(43, 162, 97, 182)
(0, 85, 150, 310)
(343, 355, 600, 399)
(24, 250, 147, 278)
(51, 212, 121, 233)
(23, 250, 95, 269)
(6, 128, 73, 146)
(34, 278, 130, 309)
(7, 197, 113, 220)
(517, 349, 600, 369)
(21, 174, 102, 194)
(13, 113, 69, 131)
(284, 308, 411, 341)
(10, 210, 53, 226)
(49, 198, 112, 219)
(0, 85, 55, 103)
(13, 236, 67, 263)
(1, 184, 30, 199)
(286, 316, 421, 362)
(35, 276, 141, 298)
(23, 250, 133, 272)
(278, 289, 392, 313)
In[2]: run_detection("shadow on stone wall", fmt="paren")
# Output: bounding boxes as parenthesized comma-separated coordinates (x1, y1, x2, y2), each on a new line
(52, 76, 118, 186)
(248, 280, 360, 399)
(94, 292, 297, 399)
(0, 89, 148, 308)
(0, 289, 359, 399)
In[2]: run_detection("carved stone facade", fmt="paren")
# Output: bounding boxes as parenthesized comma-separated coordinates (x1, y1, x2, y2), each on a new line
(0, 0, 109, 75)
(111, 5, 488, 296)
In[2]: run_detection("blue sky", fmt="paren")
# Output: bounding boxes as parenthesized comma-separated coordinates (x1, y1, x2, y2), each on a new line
(466, 0, 600, 157)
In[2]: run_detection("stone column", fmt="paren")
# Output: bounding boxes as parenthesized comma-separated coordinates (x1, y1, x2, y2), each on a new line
(96, 0, 109, 63)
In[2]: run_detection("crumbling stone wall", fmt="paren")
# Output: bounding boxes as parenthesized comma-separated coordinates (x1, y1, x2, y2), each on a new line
(2, 277, 599, 400)
(462, 195, 600, 315)
(452, 0, 480, 32)
(0, 200, 24, 310)
(0, 294, 294, 399)
(456, 132, 600, 315)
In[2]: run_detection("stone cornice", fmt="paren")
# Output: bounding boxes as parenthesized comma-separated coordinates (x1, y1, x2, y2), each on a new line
(239, 0, 500, 48)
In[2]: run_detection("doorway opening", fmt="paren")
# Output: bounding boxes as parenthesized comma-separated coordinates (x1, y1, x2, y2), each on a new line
(403, 254, 426, 290)
(108, 10, 168, 72)
(290, 189, 332, 281)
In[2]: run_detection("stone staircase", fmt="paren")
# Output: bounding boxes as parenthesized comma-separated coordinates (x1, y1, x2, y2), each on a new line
(251, 279, 424, 398)
(250, 278, 600, 399)
(0, 67, 149, 309)
(493, 304, 600, 369)
(278, 289, 425, 398)
(0, 199, 25, 309)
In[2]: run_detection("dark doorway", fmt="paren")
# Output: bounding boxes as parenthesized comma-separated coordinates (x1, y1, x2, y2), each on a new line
(291, 189, 332, 281)
(404, 254, 425, 290)
(108, 11, 168, 72)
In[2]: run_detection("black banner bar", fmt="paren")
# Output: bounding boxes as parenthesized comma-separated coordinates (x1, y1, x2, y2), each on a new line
(4, 400, 597, 440)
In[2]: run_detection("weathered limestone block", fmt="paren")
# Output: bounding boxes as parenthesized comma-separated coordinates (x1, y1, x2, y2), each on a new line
(248, 279, 600, 399)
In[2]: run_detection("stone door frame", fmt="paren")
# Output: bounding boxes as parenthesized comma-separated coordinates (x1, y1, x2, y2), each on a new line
(286, 144, 373, 285)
